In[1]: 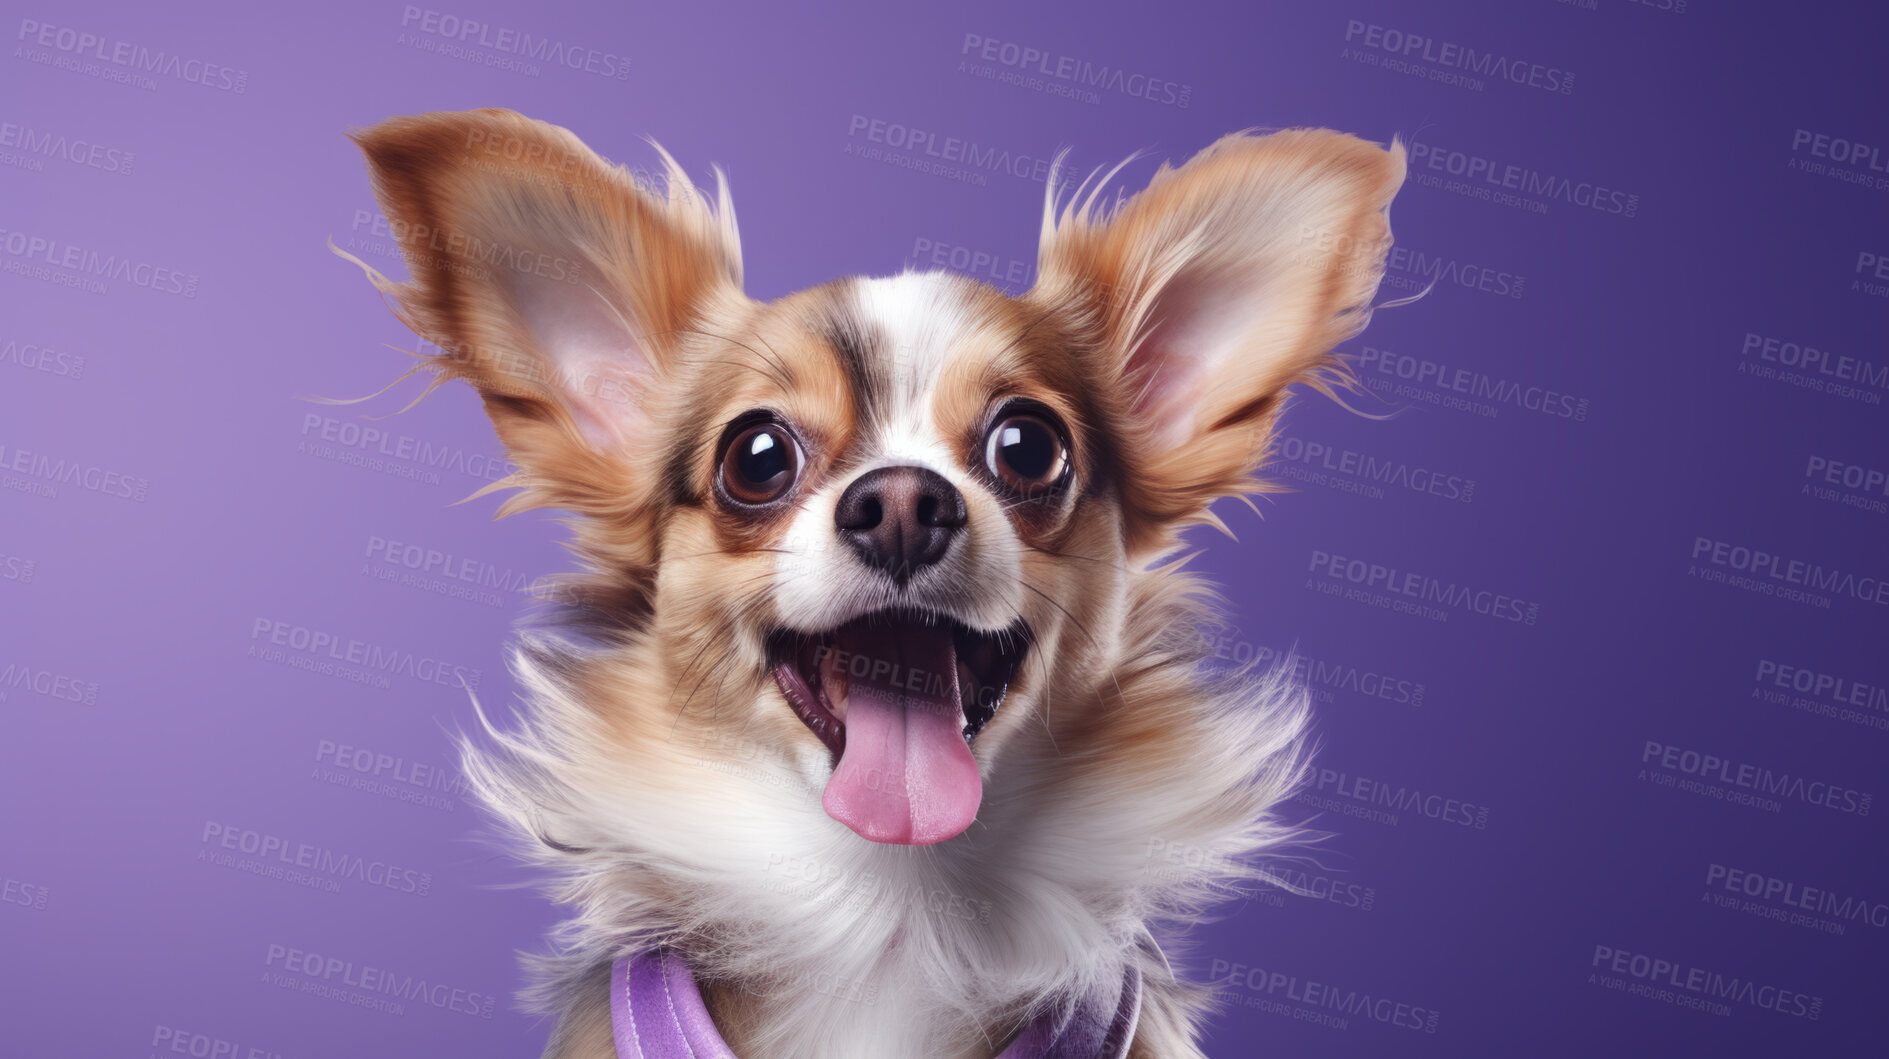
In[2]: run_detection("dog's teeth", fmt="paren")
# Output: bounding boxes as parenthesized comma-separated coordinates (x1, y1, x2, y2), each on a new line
(958, 659, 992, 740)
(821, 645, 849, 722)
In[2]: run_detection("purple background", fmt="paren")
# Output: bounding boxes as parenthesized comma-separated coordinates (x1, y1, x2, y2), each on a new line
(4, 1, 1885, 1055)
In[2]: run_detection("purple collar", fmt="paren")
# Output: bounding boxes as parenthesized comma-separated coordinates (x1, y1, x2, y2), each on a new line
(610, 948, 1142, 1058)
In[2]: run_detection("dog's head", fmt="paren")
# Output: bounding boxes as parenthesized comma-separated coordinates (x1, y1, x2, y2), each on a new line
(347, 109, 1402, 849)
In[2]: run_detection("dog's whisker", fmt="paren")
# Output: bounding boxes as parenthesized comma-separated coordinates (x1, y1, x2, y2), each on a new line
(996, 597, 1061, 756)
(664, 633, 723, 721)
(674, 638, 742, 726)
(1019, 577, 1130, 715)
(665, 546, 797, 562)
(688, 353, 796, 391)
(657, 326, 797, 389)
(1026, 544, 1134, 573)
(662, 573, 782, 724)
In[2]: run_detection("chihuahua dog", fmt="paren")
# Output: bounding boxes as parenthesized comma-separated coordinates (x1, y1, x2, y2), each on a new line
(342, 109, 1403, 1058)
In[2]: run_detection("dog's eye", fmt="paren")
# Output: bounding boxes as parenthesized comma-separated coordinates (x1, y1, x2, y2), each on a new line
(985, 414, 1067, 495)
(721, 421, 803, 505)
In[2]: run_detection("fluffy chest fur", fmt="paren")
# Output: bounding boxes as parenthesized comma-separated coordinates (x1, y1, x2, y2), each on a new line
(473, 569, 1311, 1059)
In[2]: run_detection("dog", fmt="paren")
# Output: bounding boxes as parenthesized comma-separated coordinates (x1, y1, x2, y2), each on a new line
(340, 108, 1404, 1058)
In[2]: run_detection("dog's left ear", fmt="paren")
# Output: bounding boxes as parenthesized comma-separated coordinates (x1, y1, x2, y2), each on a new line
(342, 108, 745, 520)
(1028, 129, 1405, 554)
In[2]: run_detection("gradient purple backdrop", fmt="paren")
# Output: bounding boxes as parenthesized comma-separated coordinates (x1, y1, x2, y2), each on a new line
(4, 1, 1885, 1055)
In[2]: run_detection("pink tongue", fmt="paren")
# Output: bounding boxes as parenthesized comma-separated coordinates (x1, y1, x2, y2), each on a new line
(821, 623, 982, 845)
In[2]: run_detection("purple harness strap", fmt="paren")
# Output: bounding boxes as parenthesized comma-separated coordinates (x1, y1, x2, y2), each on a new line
(610, 949, 738, 1059)
(610, 949, 1142, 1059)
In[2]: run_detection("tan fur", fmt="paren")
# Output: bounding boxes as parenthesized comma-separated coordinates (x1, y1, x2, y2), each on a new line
(541, 961, 614, 1059)
(342, 109, 1403, 1058)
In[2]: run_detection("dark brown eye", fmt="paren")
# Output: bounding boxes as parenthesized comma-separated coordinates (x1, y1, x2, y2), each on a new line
(985, 413, 1067, 495)
(720, 421, 802, 505)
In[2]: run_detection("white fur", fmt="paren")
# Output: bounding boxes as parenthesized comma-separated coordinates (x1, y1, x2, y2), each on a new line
(462, 630, 1310, 1059)
(771, 273, 1024, 637)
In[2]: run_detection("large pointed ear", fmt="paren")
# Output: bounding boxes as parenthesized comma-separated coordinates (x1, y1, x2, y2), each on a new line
(1027, 128, 1405, 554)
(341, 108, 744, 517)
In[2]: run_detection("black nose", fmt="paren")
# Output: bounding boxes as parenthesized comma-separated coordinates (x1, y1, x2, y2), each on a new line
(834, 466, 967, 582)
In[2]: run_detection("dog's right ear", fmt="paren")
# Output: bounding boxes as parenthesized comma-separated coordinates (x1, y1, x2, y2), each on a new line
(1027, 128, 1403, 556)
(342, 108, 745, 516)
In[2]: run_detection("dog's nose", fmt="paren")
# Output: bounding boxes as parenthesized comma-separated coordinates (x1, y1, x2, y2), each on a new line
(834, 466, 967, 582)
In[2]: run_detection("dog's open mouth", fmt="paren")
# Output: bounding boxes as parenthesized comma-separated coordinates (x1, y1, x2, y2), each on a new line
(768, 612, 1029, 846)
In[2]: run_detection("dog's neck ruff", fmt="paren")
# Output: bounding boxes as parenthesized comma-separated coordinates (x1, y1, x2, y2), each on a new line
(609, 948, 1142, 1058)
